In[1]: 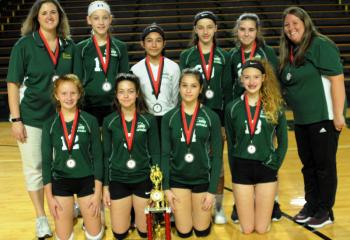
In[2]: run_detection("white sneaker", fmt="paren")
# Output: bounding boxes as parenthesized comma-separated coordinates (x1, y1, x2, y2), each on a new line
(36, 216, 52, 238)
(214, 208, 227, 224)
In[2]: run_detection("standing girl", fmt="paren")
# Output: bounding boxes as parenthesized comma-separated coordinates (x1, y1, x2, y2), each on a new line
(42, 74, 104, 240)
(225, 60, 288, 234)
(161, 69, 223, 238)
(179, 11, 231, 224)
(279, 7, 346, 228)
(102, 73, 160, 239)
(74, 0, 129, 126)
(6, 0, 74, 237)
(229, 13, 281, 222)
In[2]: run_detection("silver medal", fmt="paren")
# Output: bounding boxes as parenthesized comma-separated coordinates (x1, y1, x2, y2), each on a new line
(205, 89, 214, 99)
(66, 158, 76, 168)
(286, 72, 292, 81)
(52, 75, 59, 82)
(102, 82, 112, 92)
(184, 153, 194, 163)
(152, 103, 162, 113)
(247, 144, 256, 154)
(126, 159, 136, 169)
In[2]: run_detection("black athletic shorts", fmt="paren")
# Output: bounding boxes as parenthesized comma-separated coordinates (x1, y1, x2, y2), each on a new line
(109, 179, 152, 200)
(52, 175, 94, 197)
(231, 158, 277, 185)
(170, 181, 209, 193)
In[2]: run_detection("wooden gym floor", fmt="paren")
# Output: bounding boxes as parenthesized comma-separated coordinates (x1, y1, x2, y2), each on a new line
(0, 121, 349, 240)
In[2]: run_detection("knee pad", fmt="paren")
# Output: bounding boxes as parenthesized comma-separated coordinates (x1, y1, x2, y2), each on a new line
(176, 228, 193, 238)
(113, 230, 129, 240)
(55, 232, 74, 240)
(85, 226, 105, 240)
(137, 228, 147, 238)
(194, 224, 211, 237)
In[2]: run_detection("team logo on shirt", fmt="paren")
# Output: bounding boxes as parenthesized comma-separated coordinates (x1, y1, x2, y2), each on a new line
(196, 117, 208, 128)
(213, 56, 222, 65)
(62, 52, 72, 59)
(77, 124, 87, 133)
(136, 122, 147, 132)
(111, 48, 118, 57)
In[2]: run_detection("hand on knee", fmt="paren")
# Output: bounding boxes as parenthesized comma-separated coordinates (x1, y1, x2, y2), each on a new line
(85, 226, 104, 240)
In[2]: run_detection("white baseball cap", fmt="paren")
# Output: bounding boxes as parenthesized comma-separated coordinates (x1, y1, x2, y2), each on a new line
(88, 1, 111, 16)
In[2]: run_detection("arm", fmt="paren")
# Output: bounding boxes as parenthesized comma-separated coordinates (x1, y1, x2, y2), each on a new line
(172, 64, 181, 106)
(7, 82, 26, 143)
(328, 74, 346, 131)
(224, 104, 235, 165)
(223, 52, 233, 107)
(42, 121, 53, 186)
(160, 114, 171, 191)
(119, 42, 130, 73)
(102, 118, 112, 207)
(73, 43, 85, 84)
(148, 116, 160, 166)
(275, 110, 288, 169)
(44, 183, 62, 219)
(90, 117, 103, 182)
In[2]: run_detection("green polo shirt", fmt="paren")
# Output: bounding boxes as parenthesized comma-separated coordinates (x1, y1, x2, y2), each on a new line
(6, 31, 75, 128)
(161, 105, 223, 193)
(179, 46, 232, 110)
(225, 96, 288, 170)
(280, 36, 344, 124)
(102, 111, 160, 185)
(42, 111, 103, 185)
(229, 44, 278, 100)
(74, 36, 129, 108)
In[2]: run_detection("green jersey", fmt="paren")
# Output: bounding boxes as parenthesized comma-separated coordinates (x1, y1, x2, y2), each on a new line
(74, 36, 129, 107)
(6, 31, 75, 128)
(280, 36, 344, 124)
(225, 96, 288, 170)
(179, 46, 232, 110)
(42, 111, 103, 185)
(161, 105, 223, 193)
(102, 111, 160, 185)
(229, 44, 278, 100)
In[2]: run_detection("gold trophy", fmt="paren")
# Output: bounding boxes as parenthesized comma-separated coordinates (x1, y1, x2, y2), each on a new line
(145, 165, 171, 240)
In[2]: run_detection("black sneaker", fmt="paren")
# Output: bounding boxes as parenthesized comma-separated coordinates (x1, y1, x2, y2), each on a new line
(231, 204, 239, 224)
(293, 206, 314, 223)
(271, 201, 282, 222)
(307, 210, 333, 228)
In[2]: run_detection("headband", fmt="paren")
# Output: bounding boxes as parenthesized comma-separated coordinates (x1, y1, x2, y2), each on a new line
(241, 60, 265, 74)
(88, 1, 111, 16)
(193, 11, 217, 25)
(141, 23, 165, 41)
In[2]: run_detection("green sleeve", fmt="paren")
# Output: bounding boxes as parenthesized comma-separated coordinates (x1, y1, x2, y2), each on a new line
(119, 42, 130, 73)
(161, 114, 171, 190)
(73, 43, 84, 83)
(208, 112, 223, 193)
(275, 110, 288, 169)
(90, 116, 103, 182)
(224, 103, 235, 164)
(102, 118, 112, 186)
(222, 52, 233, 107)
(6, 40, 25, 83)
(41, 120, 53, 185)
(148, 116, 160, 166)
(179, 50, 187, 71)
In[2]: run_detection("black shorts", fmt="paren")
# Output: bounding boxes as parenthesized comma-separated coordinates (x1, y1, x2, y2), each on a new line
(83, 105, 113, 126)
(52, 175, 94, 198)
(109, 179, 152, 200)
(231, 158, 277, 185)
(170, 181, 209, 193)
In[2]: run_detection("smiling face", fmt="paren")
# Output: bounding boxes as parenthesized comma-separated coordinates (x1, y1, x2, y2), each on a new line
(37, 2, 59, 33)
(142, 31, 165, 58)
(241, 67, 265, 97)
(195, 18, 217, 45)
(87, 9, 112, 37)
(237, 19, 257, 49)
(116, 80, 138, 110)
(55, 81, 80, 112)
(284, 13, 305, 44)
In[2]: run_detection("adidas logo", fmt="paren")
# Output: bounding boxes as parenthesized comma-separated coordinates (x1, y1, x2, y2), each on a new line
(319, 128, 327, 133)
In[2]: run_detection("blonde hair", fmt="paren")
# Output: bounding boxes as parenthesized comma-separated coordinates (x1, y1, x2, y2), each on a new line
(21, 0, 70, 39)
(53, 74, 84, 110)
(242, 59, 284, 124)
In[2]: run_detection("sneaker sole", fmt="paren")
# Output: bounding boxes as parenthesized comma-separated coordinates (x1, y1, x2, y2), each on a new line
(37, 233, 53, 240)
(214, 219, 227, 224)
(294, 217, 311, 223)
(308, 220, 333, 228)
(272, 216, 282, 222)
(232, 219, 239, 224)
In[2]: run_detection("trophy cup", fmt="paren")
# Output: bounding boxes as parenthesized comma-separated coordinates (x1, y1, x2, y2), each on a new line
(145, 165, 171, 240)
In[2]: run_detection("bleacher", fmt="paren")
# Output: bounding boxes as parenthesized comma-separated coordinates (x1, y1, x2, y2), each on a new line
(0, 0, 349, 119)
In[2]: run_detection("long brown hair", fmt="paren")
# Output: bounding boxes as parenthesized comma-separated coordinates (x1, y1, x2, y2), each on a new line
(279, 6, 332, 71)
(21, 0, 70, 39)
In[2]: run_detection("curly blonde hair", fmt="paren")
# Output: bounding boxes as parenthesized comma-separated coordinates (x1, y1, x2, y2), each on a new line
(259, 60, 285, 124)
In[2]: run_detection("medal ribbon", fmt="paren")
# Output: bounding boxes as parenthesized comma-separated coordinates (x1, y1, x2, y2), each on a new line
(181, 102, 200, 145)
(93, 35, 110, 76)
(120, 111, 137, 152)
(244, 94, 261, 139)
(59, 110, 79, 154)
(289, 46, 294, 64)
(241, 41, 257, 64)
(145, 56, 164, 98)
(198, 43, 214, 82)
(39, 28, 59, 67)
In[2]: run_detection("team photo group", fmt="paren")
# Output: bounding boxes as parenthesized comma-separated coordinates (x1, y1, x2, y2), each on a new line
(6, 0, 346, 239)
